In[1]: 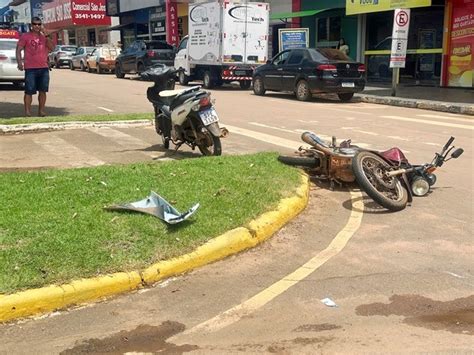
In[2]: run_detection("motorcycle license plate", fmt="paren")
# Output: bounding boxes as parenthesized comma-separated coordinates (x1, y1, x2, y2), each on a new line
(342, 82, 355, 88)
(199, 108, 219, 125)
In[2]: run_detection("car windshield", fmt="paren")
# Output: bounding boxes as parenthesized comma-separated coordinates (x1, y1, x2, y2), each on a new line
(61, 46, 77, 52)
(146, 42, 173, 50)
(0, 40, 17, 50)
(309, 48, 351, 61)
(86, 47, 95, 54)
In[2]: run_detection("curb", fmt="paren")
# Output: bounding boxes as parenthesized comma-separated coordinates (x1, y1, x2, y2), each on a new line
(356, 94, 474, 116)
(0, 120, 153, 135)
(0, 174, 309, 323)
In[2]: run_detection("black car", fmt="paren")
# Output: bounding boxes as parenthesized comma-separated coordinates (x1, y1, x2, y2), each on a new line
(253, 48, 366, 102)
(115, 40, 176, 79)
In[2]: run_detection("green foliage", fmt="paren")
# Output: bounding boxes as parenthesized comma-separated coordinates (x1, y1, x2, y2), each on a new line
(0, 153, 300, 293)
(0, 113, 153, 125)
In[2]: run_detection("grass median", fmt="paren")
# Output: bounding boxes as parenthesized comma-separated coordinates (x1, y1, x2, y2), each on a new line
(0, 153, 301, 294)
(0, 113, 153, 126)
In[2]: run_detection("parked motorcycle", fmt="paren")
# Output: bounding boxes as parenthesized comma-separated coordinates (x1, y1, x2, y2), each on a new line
(279, 133, 464, 212)
(143, 64, 228, 156)
(278, 131, 360, 189)
(352, 136, 463, 211)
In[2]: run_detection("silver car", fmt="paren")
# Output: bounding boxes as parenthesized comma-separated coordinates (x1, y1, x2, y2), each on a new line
(70, 46, 95, 71)
(0, 37, 24, 88)
(48, 45, 77, 69)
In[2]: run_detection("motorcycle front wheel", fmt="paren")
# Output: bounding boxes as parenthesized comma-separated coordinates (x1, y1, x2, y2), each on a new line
(277, 155, 319, 168)
(352, 151, 408, 212)
(197, 133, 222, 156)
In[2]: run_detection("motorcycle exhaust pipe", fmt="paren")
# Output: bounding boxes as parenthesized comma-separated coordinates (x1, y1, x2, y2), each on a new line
(386, 168, 414, 177)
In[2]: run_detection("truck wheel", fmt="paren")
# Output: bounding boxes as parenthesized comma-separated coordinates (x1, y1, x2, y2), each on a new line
(253, 77, 266, 95)
(203, 71, 214, 89)
(179, 71, 190, 85)
(240, 80, 251, 90)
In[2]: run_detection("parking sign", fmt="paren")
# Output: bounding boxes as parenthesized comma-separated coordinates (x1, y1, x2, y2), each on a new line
(390, 9, 411, 68)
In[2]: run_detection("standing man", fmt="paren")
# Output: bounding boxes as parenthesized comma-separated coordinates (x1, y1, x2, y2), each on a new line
(16, 17, 54, 117)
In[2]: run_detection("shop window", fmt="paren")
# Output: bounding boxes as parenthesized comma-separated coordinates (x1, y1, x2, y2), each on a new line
(317, 17, 341, 43)
(68, 29, 76, 45)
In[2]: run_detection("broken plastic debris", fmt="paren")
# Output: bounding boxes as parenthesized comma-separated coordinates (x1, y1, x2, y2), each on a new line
(105, 191, 199, 225)
(321, 298, 337, 307)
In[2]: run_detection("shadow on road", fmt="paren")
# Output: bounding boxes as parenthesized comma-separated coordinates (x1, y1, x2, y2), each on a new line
(0, 102, 69, 119)
(342, 195, 393, 214)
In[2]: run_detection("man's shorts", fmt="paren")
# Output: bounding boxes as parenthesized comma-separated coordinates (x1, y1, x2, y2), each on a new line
(24, 68, 50, 95)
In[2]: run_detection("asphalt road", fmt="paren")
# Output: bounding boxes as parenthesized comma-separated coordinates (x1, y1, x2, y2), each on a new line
(0, 69, 473, 354)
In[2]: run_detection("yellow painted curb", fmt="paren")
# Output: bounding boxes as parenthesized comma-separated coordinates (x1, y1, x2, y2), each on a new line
(0, 272, 142, 323)
(0, 174, 309, 323)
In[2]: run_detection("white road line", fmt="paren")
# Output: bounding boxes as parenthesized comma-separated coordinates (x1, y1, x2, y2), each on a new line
(176, 190, 364, 337)
(86, 126, 148, 150)
(341, 127, 379, 136)
(387, 135, 410, 141)
(225, 124, 302, 148)
(382, 115, 474, 130)
(97, 106, 114, 112)
(298, 120, 319, 123)
(249, 122, 296, 134)
(32, 134, 105, 167)
(417, 113, 473, 122)
(424, 142, 440, 146)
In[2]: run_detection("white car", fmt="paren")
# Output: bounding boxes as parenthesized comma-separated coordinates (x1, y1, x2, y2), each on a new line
(0, 30, 24, 88)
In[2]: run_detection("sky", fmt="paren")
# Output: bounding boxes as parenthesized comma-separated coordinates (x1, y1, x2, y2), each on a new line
(0, 0, 9, 9)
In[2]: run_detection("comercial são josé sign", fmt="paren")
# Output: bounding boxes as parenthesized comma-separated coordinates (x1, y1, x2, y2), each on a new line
(346, 0, 432, 15)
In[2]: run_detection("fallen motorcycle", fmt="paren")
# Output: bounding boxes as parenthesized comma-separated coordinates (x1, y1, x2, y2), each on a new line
(142, 64, 228, 156)
(351, 136, 463, 211)
(278, 133, 464, 212)
(278, 131, 360, 189)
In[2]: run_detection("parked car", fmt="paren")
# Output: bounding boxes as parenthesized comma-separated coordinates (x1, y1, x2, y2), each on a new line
(0, 30, 24, 88)
(86, 46, 121, 74)
(115, 40, 176, 79)
(252, 48, 366, 102)
(70, 46, 95, 71)
(367, 37, 416, 79)
(48, 45, 77, 68)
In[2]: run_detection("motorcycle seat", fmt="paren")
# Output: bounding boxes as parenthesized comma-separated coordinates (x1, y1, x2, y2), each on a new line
(160, 88, 186, 98)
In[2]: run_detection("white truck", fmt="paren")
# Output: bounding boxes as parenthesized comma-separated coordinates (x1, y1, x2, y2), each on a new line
(174, 1, 269, 89)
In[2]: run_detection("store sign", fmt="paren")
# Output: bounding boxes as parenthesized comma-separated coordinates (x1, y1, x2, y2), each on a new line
(166, 0, 179, 46)
(42, 0, 111, 29)
(346, 0, 431, 15)
(390, 9, 410, 68)
(30, 0, 49, 20)
(278, 28, 309, 52)
(0, 29, 20, 39)
(447, 3, 474, 87)
(105, 0, 119, 16)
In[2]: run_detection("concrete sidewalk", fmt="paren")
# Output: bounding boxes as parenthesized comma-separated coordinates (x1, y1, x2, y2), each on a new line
(357, 84, 473, 115)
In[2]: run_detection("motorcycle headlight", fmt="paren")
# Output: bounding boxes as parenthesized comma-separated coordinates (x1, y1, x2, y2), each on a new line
(411, 176, 430, 197)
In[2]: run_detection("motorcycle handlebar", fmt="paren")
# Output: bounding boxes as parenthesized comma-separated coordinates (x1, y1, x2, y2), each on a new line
(442, 136, 455, 154)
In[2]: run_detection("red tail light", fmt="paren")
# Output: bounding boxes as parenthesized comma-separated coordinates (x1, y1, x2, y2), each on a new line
(317, 64, 337, 71)
(199, 96, 210, 107)
(358, 64, 366, 72)
(146, 50, 155, 57)
(0, 54, 8, 61)
(222, 70, 231, 76)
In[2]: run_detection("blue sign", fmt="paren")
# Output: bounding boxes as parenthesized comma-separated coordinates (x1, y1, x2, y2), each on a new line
(279, 28, 309, 51)
(30, 0, 47, 20)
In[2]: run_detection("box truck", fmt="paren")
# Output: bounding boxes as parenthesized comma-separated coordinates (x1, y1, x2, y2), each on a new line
(174, 1, 269, 89)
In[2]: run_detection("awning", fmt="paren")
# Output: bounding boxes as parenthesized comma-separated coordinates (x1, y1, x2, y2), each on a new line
(101, 23, 134, 32)
(270, 8, 331, 20)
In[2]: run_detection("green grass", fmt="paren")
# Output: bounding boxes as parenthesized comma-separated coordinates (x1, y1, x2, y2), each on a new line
(0, 153, 301, 294)
(0, 113, 153, 126)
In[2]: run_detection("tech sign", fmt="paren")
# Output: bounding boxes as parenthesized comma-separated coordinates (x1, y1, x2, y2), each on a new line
(42, 0, 111, 29)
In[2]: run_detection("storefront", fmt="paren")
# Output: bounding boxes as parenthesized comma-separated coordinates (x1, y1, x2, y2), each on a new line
(42, 0, 112, 46)
(360, 0, 445, 85)
(105, 0, 187, 48)
(443, 0, 473, 87)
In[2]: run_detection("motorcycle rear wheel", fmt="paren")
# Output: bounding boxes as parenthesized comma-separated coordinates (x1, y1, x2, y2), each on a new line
(352, 151, 408, 211)
(277, 155, 319, 168)
(198, 134, 222, 156)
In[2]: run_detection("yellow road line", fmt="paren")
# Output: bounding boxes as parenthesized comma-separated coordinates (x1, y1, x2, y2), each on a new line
(180, 190, 364, 336)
